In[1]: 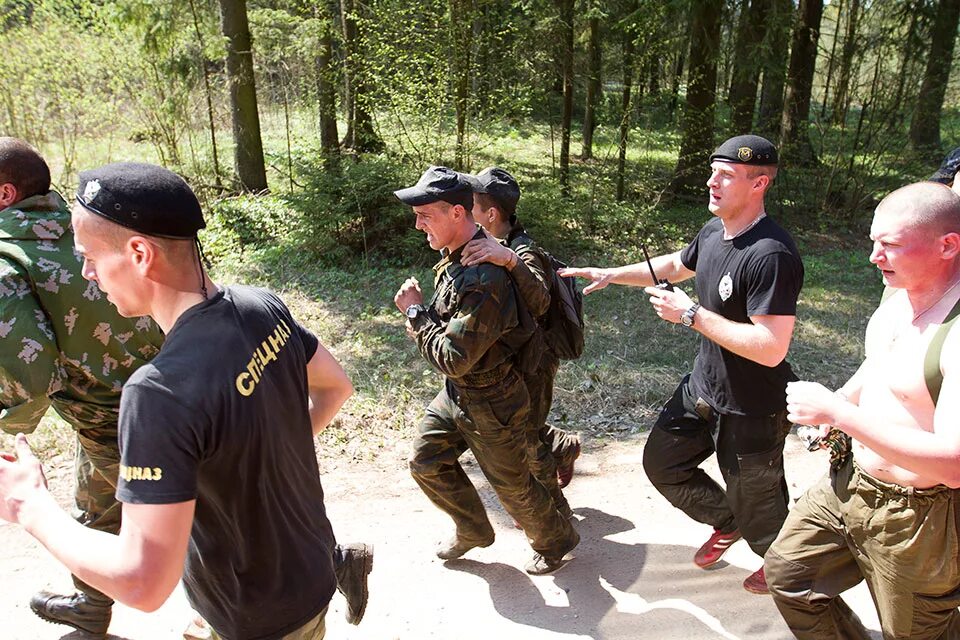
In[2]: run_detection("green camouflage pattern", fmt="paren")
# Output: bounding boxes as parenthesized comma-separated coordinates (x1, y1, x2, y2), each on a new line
(411, 228, 532, 383)
(0, 191, 163, 603)
(0, 191, 163, 434)
(410, 376, 579, 558)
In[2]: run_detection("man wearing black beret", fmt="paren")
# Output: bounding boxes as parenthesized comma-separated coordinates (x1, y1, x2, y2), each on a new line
(0, 162, 371, 639)
(394, 166, 579, 575)
(562, 134, 803, 594)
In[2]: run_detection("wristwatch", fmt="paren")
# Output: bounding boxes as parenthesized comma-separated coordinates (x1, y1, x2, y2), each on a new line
(405, 304, 427, 321)
(681, 303, 700, 327)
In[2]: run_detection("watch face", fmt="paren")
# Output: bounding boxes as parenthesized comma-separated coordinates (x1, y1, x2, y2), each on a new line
(406, 305, 421, 319)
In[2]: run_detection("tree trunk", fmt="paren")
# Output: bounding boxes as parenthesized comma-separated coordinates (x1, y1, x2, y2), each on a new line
(218, 0, 267, 192)
(910, 0, 960, 151)
(450, 0, 472, 170)
(830, 0, 860, 125)
(670, 16, 691, 119)
(581, 8, 601, 160)
(616, 24, 636, 202)
(340, 0, 355, 147)
(728, 0, 771, 134)
(756, 0, 792, 140)
(780, 0, 824, 165)
(188, 0, 222, 189)
(340, 0, 383, 153)
(669, 0, 723, 194)
(891, 0, 922, 129)
(316, 2, 339, 158)
(556, 0, 574, 196)
(818, 0, 842, 121)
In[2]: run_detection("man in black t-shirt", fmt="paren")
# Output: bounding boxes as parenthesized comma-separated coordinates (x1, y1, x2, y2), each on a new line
(0, 163, 370, 639)
(562, 135, 803, 595)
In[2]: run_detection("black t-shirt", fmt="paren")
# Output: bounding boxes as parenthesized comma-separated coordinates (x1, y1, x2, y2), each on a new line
(115, 286, 336, 640)
(680, 216, 803, 416)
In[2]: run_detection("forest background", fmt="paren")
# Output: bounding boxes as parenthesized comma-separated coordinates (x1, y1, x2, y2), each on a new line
(0, 0, 954, 462)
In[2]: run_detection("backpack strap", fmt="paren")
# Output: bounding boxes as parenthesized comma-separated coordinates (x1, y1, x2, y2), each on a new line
(923, 295, 960, 406)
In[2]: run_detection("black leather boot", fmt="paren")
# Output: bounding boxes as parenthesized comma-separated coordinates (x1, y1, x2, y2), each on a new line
(30, 591, 112, 636)
(334, 543, 374, 625)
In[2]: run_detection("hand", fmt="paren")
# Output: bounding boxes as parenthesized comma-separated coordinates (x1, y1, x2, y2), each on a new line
(394, 277, 423, 314)
(786, 381, 848, 427)
(558, 266, 613, 295)
(0, 434, 48, 524)
(644, 285, 693, 324)
(461, 236, 515, 268)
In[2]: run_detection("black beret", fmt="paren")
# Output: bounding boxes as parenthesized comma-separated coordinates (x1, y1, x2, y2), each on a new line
(394, 165, 473, 209)
(468, 167, 521, 216)
(930, 147, 960, 184)
(710, 135, 778, 166)
(76, 162, 205, 239)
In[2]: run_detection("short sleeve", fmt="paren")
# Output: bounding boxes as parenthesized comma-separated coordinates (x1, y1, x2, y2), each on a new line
(745, 251, 804, 317)
(680, 225, 708, 272)
(115, 380, 204, 504)
(0, 261, 60, 434)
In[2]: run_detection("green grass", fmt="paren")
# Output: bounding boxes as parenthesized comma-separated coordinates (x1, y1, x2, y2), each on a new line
(2, 110, 883, 467)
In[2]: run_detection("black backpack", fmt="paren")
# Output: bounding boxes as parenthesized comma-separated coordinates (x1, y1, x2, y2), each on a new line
(540, 250, 585, 360)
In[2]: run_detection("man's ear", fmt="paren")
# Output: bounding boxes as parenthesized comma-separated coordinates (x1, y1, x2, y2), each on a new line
(941, 231, 960, 261)
(127, 236, 157, 274)
(0, 183, 19, 208)
(753, 174, 770, 192)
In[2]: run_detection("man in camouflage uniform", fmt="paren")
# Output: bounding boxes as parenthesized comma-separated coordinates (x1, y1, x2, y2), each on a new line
(393, 166, 579, 575)
(459, 167, 581, 516)
(0, 138, 163, 635)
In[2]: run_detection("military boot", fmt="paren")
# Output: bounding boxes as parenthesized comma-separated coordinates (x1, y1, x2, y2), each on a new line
(30, 590, 112, 636)
(334, 543, 374, 625)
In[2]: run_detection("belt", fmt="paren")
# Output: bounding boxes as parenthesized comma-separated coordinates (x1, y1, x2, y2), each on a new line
(457, 362, 512, 389)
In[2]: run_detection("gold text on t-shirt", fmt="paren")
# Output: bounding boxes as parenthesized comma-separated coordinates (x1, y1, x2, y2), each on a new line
(235, 320, 293, 397)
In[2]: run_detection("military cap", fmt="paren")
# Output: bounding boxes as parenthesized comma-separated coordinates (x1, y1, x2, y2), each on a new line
(468, 167, 521, 216)
(930, 147, 960, 185)
(76, 162, 205, 239)
(710, 135, 778, 166)
(394, 165, 473, 209)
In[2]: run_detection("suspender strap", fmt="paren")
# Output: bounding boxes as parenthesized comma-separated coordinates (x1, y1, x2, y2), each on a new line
(924, 295, 960, 406)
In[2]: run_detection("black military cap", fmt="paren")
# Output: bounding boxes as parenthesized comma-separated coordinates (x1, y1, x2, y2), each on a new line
(469, 167, 521, 216)
(75, 162, 205, 239)
(710, 135, 778, 166)
(930, 147, 960, 184)
(394, 165, 473, 209)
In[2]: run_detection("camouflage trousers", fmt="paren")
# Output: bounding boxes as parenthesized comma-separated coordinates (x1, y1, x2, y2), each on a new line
(765, 458, 960, 639)
(210, 606, 327, 640)
(522, 350, 571, 515)
(71, 425, 121, 605)
(410, 373, 579, 558)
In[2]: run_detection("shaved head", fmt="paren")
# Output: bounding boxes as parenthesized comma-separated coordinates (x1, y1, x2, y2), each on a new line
(876, 182, 960, 237)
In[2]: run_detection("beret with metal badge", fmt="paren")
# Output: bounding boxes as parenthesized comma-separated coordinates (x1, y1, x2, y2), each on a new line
(710, 135, 778, 166)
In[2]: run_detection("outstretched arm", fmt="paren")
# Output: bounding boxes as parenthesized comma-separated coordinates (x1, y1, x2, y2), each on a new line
(559, 251, 694, 295)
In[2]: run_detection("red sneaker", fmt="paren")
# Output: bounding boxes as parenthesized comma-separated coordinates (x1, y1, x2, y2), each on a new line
(693, 528, 741, 568)
(743, 567, 768, 594)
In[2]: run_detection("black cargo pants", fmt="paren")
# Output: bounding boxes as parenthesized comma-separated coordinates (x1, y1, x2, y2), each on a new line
(641, 374, 791, 557)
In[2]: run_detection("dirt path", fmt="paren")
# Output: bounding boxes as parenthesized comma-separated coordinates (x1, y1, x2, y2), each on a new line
(1, 432, 882, 640)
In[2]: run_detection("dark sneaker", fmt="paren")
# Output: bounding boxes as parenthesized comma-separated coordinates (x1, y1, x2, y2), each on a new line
(557, 437, 582, 489)
(743, 567, 769, 594)
(436, 535, 494, 560)
(335, 543, 374, 625)
(30, 591, 112, 636)
(525, 552, 571, 576)
(693, 528, 741, 568)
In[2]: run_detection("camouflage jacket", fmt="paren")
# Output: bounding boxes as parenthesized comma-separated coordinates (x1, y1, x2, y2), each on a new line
(504, 220, 552, 321)
(411, 227, 533, 385)
(0, 192, 164, 433)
